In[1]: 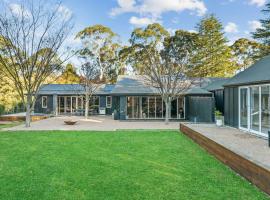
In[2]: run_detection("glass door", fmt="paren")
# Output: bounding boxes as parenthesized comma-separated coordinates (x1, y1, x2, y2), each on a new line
(261, 86, 270, 136)
(71, 97, 77, 113)
(239, 88, 249, 130)
(66, 97, 71, 113)
(58, 96, 65, 114)
(250, 87, 260, 133)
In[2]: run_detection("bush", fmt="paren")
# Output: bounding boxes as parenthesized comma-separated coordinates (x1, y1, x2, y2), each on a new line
(0, 105, 5, 115)
(215, 110, 223, 120)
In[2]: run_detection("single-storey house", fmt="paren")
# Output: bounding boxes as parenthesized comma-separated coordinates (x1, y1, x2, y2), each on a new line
(35, 75, 222, 122)
(203, 78, 230, 114)
(224, 56, 270, 138)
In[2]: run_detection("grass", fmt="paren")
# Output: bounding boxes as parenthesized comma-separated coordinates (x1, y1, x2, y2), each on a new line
(0, 121, 23, 130)
(0, 130, 269, 200)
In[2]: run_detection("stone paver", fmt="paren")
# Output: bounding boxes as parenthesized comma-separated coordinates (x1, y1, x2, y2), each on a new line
(3, 116, 180, 131)
(184, 123, 270, 170)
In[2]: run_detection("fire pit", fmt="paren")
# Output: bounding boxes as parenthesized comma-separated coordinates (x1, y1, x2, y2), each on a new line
(64, 120, 77, 125)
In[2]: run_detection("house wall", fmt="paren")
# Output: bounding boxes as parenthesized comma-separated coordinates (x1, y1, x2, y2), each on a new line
(185, 95, 215, 123)
(34, 95, 54, 114)
(99, 95, 114, 115)
(212, 89, 224, 114)
(119, 96, 127, 120)
(224, 87, 239, 128)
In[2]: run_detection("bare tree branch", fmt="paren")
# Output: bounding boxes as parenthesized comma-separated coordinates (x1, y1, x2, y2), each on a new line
(0, 0, 74, 127)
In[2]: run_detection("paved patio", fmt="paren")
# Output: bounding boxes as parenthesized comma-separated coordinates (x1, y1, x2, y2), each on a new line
(180, 123, 270, 195)
(182, 123, 270, 170)
(3, 115, 180, 131)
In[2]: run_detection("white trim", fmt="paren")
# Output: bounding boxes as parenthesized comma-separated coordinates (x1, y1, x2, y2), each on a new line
(42, 96, 47, 108)
(238, 85, 268, 138)
(106, 96, 112, 108)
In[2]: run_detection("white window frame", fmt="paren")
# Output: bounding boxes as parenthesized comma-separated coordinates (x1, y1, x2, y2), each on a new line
(106, 96, 112, 108)
(239, 84, 269, 138)
(42, 96, 48, 109)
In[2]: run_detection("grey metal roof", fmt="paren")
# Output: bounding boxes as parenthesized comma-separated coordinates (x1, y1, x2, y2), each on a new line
(110, 75, 157, 95)
(38, 84, 115, 95)
(185, 87, 212, 95)
(110, 75, 213, 95)
(204, 78, 230, 91)
(224, 56, 270, 86)
(38, 76, 219, 96)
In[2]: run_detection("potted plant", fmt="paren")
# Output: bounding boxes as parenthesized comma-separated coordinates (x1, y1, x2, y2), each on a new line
(215, 110, 223, 126)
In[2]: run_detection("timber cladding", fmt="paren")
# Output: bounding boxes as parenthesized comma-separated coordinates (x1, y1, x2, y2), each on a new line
(0, 115, 48, 122)
(180, 123, 270, 195)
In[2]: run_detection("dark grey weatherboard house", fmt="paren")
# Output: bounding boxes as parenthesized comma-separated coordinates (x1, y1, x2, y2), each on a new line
(204, 78, 230, 114)
(224, 56, 270, 138)
(35, 75, 219, 122)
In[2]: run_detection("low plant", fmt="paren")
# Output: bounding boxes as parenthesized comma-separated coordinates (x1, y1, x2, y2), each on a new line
(215, 110, 223, 120)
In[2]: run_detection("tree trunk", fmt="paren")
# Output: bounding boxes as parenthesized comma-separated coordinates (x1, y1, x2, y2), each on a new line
(85, 93, 89, 119)
(165, 99, 170, 125)
(25, 95, 31, 127)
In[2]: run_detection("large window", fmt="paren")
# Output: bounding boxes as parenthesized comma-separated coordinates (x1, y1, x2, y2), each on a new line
(240, 88, 248, 129)
(106, 96, 112, 108)
(142, 97, 148, 118)
(156, 97, 163, 118)
(261, 86, 270, 134)
(239, 85, 270, 137)
(42, 96, 47, 108)
(149, 97, 156, 118)
(126, 96, 185, 119)
(57, 96, 99, 115)
(127, 97, 132, 119)
(250, 87, 260, 132)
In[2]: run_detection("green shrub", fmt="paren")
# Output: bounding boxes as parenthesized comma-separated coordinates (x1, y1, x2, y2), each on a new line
(215, 110, 223, 120)
(0, 105, 5, 115)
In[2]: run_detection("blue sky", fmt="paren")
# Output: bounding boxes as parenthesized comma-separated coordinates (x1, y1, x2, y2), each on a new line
(60, 0, 265, 45)
(1, 0, 266, 65)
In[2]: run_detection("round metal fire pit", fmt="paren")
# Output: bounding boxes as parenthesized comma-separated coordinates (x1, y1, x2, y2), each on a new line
(64, 121, 77, 125)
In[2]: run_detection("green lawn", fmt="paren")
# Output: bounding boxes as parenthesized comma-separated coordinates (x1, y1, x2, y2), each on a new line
(0, 121, 23, 130)
(0, 130, 268, 200)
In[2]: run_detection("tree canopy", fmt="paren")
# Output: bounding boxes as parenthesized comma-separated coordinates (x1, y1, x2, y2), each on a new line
(56, 64, 80, 84)
(76, 24, 122, 83)
(191, 15, 235, 77)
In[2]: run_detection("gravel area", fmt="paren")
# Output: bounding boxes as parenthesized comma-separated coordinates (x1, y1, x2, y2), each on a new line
(3, 115, 180, 131)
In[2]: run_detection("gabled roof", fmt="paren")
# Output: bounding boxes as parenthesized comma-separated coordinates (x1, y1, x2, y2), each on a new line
(224, 56, 270, 87)
(204, 78, 230, 91)
(110, 75, 214, 95)
(110, 75, 157, 95)
(38, 75, 221, 96)
(38, 84, 115, 95)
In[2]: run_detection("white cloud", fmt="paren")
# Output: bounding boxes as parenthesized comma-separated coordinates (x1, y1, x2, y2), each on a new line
(167, 28, 177, 35)
(224, 22, 238, 33)
(57, 5, 72, 21)
(111, 0, 137, 16)
(188, 29, 198, 33)
(9, 3, 30, 18)
(129, 16, 158, 26)
(249, 0, 266, 7)
(111, 0, 207, 19)
(248, 20, 262, 31)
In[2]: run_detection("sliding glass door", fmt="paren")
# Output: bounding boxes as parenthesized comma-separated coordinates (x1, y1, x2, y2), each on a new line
(261, 86, 270, 135)
(126, 96, 185, 119)
(239, 86, 269, 137)
(239, 88, 249, 129)
(250, 87, 260, 132)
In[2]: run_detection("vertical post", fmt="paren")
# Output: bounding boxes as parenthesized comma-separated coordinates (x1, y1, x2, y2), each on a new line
(119, 96, 126, 120)
(53, 94, 58, 116)
(268, 131, 270, 147)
